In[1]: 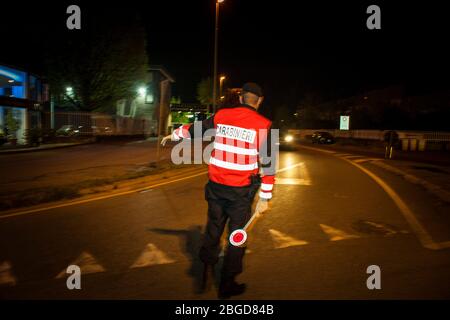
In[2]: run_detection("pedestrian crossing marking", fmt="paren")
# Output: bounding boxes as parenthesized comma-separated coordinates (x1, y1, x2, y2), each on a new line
(269, 229, 309, 249)
(0, 261, 17, 286)
(275, 178, 312, 186)
(130, 243, 175, 268)
(56, 252, 106, 279)
(320, 224, 360, 241)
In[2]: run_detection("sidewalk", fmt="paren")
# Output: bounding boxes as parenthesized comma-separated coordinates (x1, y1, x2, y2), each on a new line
(0, 139, 95, 155)
(299, 142, 450, 203)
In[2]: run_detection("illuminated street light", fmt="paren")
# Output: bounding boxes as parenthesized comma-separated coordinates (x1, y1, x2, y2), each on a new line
(219, 75, 226, 102)
(138, 87, 147, 97)
(212, 0, 225, 113)
(66, 87, 73, 93)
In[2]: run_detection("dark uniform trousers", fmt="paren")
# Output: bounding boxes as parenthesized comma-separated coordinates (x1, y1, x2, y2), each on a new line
(199, 180, 259, 279)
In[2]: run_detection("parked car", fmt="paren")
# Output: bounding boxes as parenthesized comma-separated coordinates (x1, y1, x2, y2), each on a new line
(311, 131, 335, 144)
(56, 125, 91, 136)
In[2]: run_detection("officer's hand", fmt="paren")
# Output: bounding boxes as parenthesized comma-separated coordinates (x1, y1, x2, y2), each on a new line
(255, 198, 269, 215)
(161, 134, 173, 146)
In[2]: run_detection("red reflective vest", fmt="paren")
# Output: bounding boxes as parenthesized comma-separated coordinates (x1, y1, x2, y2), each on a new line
(172, 104, 276, 200)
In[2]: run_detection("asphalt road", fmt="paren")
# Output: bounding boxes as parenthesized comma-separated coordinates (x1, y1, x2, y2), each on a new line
(1, 146, 450, 299)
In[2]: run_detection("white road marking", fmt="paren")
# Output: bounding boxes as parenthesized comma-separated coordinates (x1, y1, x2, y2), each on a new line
(334, 153, 354, 157)
(275, 178, 312, 186)
(364, 221, 397, 236)
(342, 155, 365, 159)
(0, 161, 311, 220)
(276, 162, 305, 173)
(353, 158, 381, 163)
(0, 171, 209, 219)
(320, 224, 360, 241)
(130, 243, 175, 268)
(56, 252, 105, 279)
(299, 145, 448, 250)
(269, 229, 309, 249)
(339, 157, 442, 250)
(0, 261, 17, 286)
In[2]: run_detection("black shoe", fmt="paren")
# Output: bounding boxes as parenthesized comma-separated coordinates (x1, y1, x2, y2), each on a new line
(199, 263, 214, 293)
(218, 279, 246, 299)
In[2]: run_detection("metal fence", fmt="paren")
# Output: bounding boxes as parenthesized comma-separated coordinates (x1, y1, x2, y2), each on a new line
(41, 112, 158, 136)
(289, 129, 450, 142)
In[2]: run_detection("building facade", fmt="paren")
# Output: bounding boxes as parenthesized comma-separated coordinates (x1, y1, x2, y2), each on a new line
(116, 65, 175, 136)
(0, 64, 48, 144)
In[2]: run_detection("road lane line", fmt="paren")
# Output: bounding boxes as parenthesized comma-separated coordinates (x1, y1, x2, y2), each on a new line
(276, 162, 304, 173)
(340, 157, 439, 250)
(319, 224, 360, 241)
(298, 144, 444, 250)
(1, 161, 307, 220)
(130, 243, 175, 268)
(353, 158, 382, 163)
(275, 178, 312, 186)
(56, 252, 105, 279)
(0, 171, 208, 219)
(269, 229, 309, 249)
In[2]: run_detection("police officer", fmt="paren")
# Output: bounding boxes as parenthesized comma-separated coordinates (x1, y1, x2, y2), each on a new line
(162, 83, 276, 299)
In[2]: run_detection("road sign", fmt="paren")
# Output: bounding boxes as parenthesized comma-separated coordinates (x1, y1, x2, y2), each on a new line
(340, 116, 350, 130)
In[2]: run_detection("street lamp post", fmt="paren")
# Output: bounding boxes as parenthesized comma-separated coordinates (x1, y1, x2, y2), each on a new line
(219, 75, 226, 104)
(212, 0, 224, 114)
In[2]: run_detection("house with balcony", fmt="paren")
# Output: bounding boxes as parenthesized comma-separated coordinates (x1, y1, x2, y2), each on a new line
(0, 64, 48, 145)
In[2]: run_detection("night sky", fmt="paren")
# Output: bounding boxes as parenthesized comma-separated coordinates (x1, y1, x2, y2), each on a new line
(1, 0, 449, 114)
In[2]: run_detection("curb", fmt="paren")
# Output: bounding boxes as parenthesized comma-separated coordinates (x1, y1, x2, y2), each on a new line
(0, 165, 208, 218)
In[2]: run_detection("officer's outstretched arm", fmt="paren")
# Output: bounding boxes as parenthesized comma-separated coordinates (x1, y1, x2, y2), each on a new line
(160, 115, 215, 146)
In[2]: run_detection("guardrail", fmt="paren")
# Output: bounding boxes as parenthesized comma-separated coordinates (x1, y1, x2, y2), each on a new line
(41, 112, 157, 136)
(289, 129, 450, 151)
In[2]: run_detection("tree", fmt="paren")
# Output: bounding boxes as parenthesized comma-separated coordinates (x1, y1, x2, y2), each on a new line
(5, 111, 20, 139)
(170, 96, 182, 105)
(45, 10, 148, 113)
(197, 77, 213, 107)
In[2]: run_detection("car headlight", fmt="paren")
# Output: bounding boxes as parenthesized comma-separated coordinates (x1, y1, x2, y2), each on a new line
(284, 135, 294, 142)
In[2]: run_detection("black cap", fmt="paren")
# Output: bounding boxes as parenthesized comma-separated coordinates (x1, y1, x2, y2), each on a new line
(241, 82, 264, 97)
